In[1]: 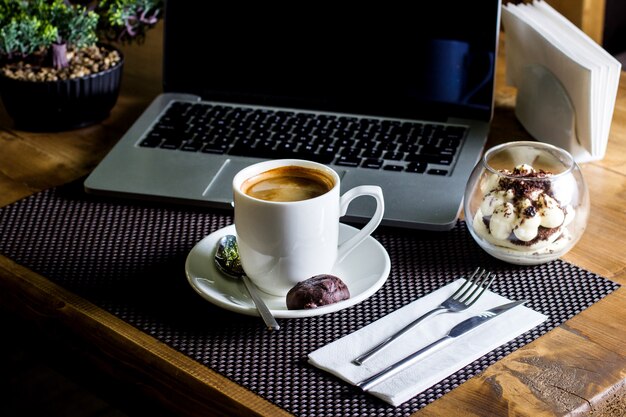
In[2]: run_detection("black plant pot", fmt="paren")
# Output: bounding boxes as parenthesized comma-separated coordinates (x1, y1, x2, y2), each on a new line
(0, 46, 124, 131)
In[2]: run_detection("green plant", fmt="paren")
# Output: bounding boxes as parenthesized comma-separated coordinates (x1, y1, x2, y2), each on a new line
(97, 0, 162, 43)
(0, 0, 162, 70)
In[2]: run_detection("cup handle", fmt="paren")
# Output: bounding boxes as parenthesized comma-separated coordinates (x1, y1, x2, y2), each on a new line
(460, 51, 494, 104)
(337, 185, 384, 263)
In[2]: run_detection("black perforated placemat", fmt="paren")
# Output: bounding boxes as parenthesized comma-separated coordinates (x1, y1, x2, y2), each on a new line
(0, 183, 620, 417)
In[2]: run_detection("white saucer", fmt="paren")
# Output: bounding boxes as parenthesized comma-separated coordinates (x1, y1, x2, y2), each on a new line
(185, 224, 390, 318)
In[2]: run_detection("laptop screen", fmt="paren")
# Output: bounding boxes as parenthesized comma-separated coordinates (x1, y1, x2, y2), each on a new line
(163, 2, 500, 122)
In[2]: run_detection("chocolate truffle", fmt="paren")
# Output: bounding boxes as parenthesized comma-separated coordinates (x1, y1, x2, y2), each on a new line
(286, 274, 350, 310)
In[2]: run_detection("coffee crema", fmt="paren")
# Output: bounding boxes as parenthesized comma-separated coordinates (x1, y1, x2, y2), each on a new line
(242, 166, 335, 202)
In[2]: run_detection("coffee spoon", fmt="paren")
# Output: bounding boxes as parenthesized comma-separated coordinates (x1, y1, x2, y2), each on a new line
(214, 234, 280, 331)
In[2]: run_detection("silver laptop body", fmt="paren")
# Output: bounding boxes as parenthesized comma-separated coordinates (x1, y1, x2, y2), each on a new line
(85, 2, 502, 231)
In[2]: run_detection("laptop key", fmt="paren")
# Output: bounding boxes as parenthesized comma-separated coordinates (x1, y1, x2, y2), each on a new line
(383, 164, 404, 171)
(300, 143, 318, 154)
(398, 143, 420, 153)
(181, 140, 203, 152)
(418, 136, 438, 147)
(420, 144, 445, 154)
(253, 129, 272, 139)
(428, 169, 448, 176)
(201, 144, 227, 154)
(440, 138, 462, 149)
(405, 154, 453, 165)
(229, 138, 257, 156)
(444, 126, 466, 138)
(298, 150, 335, 164)
(341, 148, 361, 158)
(160, 138, 183, 150)
(362, 158, 383, 169)
(336, 156, 361, 167)
(426, 154, 453, 165)
(336, 138, 356, 148)
(437, 147, 457, 156)
(139, 135, 162, 148)
(319, 145, 340, 156)
(256, 140, 276, 153)
(379, 142, 397, 151)
(406, 162, 427, 173)
(362, 148, 382, 158)
(383, 151, 403, 161)
(276, 142, 298, 157)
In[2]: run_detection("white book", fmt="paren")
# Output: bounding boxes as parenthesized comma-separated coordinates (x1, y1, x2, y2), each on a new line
(502, 0, 621, 161)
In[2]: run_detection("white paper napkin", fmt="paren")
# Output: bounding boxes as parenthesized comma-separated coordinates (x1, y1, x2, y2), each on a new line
(308, 279, 547, 406)
(502, 1, 621, 159)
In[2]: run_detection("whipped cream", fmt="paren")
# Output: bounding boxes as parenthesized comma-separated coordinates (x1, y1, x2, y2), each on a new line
(473, 164, 574, 254)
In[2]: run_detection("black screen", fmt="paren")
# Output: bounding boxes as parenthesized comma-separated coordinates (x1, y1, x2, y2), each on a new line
(163, 2, 500, 121)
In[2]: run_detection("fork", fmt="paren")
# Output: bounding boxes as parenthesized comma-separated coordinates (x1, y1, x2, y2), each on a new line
(352, 267, 495, 365)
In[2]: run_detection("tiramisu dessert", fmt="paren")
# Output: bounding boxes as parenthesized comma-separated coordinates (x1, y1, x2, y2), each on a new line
(473, 164, 575, 260)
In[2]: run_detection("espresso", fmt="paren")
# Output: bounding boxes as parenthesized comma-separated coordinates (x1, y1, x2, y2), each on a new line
(242, 166, 334, 202)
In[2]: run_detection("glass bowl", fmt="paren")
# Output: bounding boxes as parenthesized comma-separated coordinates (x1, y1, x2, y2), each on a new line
(464, 141, 589, 265)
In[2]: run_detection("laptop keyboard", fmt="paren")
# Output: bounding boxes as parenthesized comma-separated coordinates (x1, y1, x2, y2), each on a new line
(138, 101, 468, 175)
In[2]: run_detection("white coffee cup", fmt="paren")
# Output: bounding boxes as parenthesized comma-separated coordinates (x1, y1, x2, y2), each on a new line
(233, 159, 384, 296)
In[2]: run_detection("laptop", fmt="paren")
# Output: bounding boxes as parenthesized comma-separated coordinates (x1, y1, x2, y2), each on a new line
(85, 1, 502, 231)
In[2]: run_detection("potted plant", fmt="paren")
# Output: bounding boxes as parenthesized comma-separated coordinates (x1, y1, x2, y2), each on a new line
(0, 0, 163, 131)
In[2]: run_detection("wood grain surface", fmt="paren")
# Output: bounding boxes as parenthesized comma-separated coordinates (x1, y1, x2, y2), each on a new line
(0, 23, 624, 417)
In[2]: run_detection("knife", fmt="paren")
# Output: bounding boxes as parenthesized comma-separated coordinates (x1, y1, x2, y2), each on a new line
(356, 299, 527, 391)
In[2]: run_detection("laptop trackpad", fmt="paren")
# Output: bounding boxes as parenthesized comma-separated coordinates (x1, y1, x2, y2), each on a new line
(202, 159, 254, 203)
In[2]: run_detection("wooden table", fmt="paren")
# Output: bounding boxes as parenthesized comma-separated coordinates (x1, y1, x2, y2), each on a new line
(1, 24, 624, 416)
